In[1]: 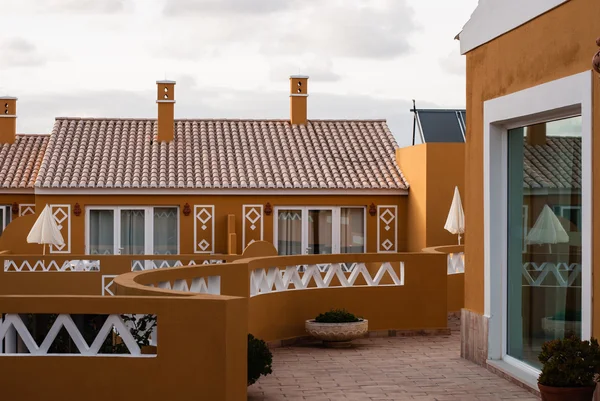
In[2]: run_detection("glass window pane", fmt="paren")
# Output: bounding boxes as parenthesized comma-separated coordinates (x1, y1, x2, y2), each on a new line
(120, 209, 145, 255)
(0, 208, 4, 236)
(89, 210, 114, 255)
(507, 116, 582, 369)
(153, 207, 178, 255)
(308, 210, 332, 255)
(277, 209, 302, 255)
(341, 208, 365, 253)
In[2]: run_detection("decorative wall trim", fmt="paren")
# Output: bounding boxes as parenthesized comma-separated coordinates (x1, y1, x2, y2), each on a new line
(377, 205, 398, 253)
(49, 204, 71, 254)
(194, 205, 215, 254)
(242, 205, 264, 250)
(102, 275, 118, 296)
(18, 204, 35, 217)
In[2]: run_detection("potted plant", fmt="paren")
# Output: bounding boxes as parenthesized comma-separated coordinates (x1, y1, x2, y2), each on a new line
(542, 309, 582, 339)
(538, 334, 600, 401)
(248, 334, 273, 386)
(305, 308, 368, 348)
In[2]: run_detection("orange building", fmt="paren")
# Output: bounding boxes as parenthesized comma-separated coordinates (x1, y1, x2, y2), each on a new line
(0, 77, 412, 258)
(458, 0, 598, 390)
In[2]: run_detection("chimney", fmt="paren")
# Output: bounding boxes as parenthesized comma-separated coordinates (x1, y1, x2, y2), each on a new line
(526, 123, 546, 146)
(0, 96, 17, 144)
(156, 80, 176, 142)
(289, 75, 309, 125)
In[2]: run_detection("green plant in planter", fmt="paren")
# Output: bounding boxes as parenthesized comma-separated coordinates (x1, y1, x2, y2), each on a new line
(314, 309, 360, 323)
(538, 334, 600, 387)
(248, 334, 273, 386)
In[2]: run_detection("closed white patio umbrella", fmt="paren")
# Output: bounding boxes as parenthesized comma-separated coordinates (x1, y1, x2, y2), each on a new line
(526, 205, 569, 252)
(27, 205, 65, 255)
(444, 186, 465, 245)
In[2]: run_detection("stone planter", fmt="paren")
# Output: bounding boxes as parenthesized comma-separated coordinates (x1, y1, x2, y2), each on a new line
(541, 317, 581, 338)
(538, 383, 595, 401)
(305, 319, 368, 348)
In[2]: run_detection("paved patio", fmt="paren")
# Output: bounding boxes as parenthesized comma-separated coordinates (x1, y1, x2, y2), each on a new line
(248, 320, 539, 401)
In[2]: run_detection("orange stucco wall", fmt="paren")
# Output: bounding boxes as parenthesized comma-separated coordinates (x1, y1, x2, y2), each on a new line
(464, 0, 600, 315)
(0, 294, 247, 401)
(397, 143, 465, 252)
(22, 194, 407, 255)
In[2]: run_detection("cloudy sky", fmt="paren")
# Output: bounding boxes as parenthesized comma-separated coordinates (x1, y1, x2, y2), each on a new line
(0, 0, 477, 147)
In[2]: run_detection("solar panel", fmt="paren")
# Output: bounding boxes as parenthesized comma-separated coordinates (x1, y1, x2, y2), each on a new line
(413, 109, 466, 144)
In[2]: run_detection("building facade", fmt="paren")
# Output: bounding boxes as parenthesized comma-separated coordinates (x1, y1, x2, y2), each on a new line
(459, 0, 599, 390)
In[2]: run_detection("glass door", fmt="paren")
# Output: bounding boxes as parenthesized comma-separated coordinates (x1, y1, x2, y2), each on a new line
(119, 209, 146, 255)
(276, 209, 303, 255)
(306, 208, 335, 255)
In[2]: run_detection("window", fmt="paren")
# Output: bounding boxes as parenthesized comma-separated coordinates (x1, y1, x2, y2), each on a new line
(553, 205, 582, 232)
(86, 206, 179, 255)
(507, 116, 582, 369)
(0, 205, 11, 235)
(275, 207, 366, 255)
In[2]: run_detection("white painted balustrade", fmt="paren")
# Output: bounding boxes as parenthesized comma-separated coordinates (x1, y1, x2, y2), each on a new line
(447, 253, 465, 275)
(151, 276, 221, 295)
(131, 259, 224, 271)
(0, 314, 154, 356)
(250, 262, 404, 297)
(4, 260, 100, 272)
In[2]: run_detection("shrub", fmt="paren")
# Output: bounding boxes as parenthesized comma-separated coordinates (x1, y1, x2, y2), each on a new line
(538, 334, 600, 387)
(248, 334, 273, 386)
(314, 309, 360, 323)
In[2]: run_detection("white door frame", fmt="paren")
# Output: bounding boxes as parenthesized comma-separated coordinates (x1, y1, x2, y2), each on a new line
(483, 71, 592, 386)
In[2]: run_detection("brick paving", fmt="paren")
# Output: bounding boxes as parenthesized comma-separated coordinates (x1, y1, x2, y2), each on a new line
(248, 319, 539, 401)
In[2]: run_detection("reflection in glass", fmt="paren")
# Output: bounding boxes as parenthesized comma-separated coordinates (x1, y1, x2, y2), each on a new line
(277, 209, 302, 255)
(120, 209, 145, 255)
(507, 116, 582, 368)
(341, 208, 365, 253)
(89, 210, 114, 255)
(308, 210, 333, 254)
(153, 207, 178, 255)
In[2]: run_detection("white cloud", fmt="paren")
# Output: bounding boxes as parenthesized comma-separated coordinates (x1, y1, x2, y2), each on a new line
(269, 56, 341, 82)
(439, 49, 465, 76)
(0, 38, 46, 68)
(163, 0, 290, 16)
(41, 0, 131, 13)
(161, 0, 417, 60)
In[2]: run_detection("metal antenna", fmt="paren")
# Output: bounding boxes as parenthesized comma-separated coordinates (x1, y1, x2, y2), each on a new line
(411, 99, 417, 146)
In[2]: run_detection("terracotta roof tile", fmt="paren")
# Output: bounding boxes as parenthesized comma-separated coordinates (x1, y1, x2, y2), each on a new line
(35, 118, 407, 190)
(0, 134, 49, 189)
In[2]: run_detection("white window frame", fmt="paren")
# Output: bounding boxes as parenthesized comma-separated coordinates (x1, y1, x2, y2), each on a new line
(85, 206, 180, 255)
(0, 205, 11, 234)
(483, 71, 592, 388)
(273, 206, 366, 255)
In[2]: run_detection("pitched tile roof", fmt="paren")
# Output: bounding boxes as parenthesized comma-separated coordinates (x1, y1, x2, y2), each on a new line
(524, 137, 580, 190)
(36, 118, 407, 190)
(0, 134, 49, 190)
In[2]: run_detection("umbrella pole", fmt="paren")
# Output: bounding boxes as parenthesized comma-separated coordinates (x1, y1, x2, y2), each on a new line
(458, 234, 461, 245)
(43, 244, 46, 256)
